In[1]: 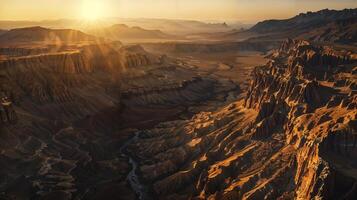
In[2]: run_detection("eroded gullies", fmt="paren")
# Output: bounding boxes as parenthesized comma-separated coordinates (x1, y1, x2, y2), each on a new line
(0, 7, 356, 200)
(0, 25, 268, 199)
(127, 39, 357, 199)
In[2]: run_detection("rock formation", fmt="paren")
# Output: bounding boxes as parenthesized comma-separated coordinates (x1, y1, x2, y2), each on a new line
(0, 41, 159, 109)
(0, 96, 17, 124)
(0, 26, 237, 199)
(127, 39, 357, 199)
(0, 21, 356, 199)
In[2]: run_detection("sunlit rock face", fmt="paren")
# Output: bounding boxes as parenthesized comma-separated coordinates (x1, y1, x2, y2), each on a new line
(129, 39, 357, 199)
(0, 41, 161, 118)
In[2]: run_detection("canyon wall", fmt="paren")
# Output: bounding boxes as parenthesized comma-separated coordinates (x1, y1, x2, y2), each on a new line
(0, 42, 158, 122)
(128, 39, 357, 199)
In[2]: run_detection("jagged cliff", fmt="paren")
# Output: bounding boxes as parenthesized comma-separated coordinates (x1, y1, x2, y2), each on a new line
(0, 42, 157, 111)
(127, 39, 357, 199)
(244, 39, 356, 199)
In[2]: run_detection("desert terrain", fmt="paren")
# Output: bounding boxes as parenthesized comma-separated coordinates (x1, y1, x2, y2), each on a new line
(0, 7, 356, 200)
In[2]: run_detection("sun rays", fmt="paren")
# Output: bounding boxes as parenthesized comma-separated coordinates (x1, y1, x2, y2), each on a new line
(80, 0, 106, 21)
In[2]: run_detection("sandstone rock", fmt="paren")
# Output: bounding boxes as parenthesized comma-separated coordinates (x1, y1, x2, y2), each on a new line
(129, 40, 357, 199)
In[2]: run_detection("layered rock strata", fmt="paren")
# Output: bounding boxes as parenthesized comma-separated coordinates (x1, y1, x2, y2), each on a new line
(128, 39, 357, 199)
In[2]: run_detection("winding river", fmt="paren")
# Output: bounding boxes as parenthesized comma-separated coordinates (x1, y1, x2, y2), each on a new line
(120, 132, 152, 200)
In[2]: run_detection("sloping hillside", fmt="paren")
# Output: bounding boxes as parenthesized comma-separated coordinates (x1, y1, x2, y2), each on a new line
(0, 26, 96, 44)
(296, 17, 357, 43)
(223, 9, 357, 44)
(250, 9, 356, 33)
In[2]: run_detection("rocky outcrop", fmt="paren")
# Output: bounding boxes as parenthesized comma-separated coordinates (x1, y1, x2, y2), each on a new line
(127, 39, 357, 199)
(0, 42, 159, 108)
(124, 54, 152, 68)
(0, 96, 17, 124)
(0, 47, 49, 57)
(0, 51, 92, 73)
(246, 40, 357, 198)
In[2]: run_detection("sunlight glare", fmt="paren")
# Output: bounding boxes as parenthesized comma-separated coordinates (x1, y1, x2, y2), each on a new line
(80, 0, 105, 21)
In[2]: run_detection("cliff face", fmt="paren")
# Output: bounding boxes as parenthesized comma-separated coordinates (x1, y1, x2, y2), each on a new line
(0, 43, 158, 125)
(245, 39, 357, 199)
(0, 43, 156, 73)
(0, 42, 157, 108)
(128, 39, 357, 199)
(0, 51, 92, 73)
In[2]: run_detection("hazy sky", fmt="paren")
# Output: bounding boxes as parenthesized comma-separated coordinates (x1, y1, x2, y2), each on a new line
(0, 0, 356, 22)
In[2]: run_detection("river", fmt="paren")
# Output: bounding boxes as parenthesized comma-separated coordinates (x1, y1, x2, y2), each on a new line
(120, 132, 152, 200)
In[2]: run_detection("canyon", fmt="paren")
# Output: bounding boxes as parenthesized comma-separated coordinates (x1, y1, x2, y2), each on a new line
(127, 39, 357, 199)
(0, 8, 356, 200)
(0, 24, 265, 199)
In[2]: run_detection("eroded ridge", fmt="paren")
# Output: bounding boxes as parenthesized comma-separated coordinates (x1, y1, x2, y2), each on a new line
(129, 39, 357, 199)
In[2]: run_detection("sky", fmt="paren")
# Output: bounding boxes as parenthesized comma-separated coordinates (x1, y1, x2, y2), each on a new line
(0, 0, 356, 22)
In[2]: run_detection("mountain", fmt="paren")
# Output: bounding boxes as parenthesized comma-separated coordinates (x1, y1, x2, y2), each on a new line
(89, 24, 175, 41)
(103, 18, 232, 35)
(296, 17, 357, 43)
(250, 8, 356, 33)
(0, 18, 233, 35)
(221, 9, 357, 44)
(0, 19, 85, 30)
(250, 8, 357, 43)
(0, 26, 97, 44)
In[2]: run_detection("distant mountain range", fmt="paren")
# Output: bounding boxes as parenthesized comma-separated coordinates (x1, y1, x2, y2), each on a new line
(250, 9, 356, 33)
(0, 25, 179, 45)
(0, 26, 96, 44)
(89, 24, 175, 41)
(0, 18, 233, 35)
(224, 9, 357, 44)
(1, 9, 355, 44)
(110, 18, 231, 35)
(253, 8, 357, 43)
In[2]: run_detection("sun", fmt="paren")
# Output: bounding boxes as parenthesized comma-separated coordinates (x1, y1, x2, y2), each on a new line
(80, 0, 105, 21)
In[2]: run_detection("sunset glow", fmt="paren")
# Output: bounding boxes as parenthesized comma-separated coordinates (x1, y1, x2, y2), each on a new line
(0, 0, 355, 199)
(0, 0, 355, 22)
(80, 0, 106, 21)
